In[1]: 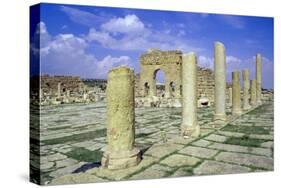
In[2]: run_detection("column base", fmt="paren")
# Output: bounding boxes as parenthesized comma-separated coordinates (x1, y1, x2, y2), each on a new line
(213, 113, 227, 123)
(181, 124, 200, 138)
(101, 148, 141, 170)
(243, 104, 251, 111)
(232, 109, 242, 116)
(257, 100, 262, 105)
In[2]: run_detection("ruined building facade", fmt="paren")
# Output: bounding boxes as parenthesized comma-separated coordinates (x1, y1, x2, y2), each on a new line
(136, 49, 215, 104)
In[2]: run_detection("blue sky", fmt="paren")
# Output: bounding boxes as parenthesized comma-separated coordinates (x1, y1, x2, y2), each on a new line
(31, 3, 274, 88)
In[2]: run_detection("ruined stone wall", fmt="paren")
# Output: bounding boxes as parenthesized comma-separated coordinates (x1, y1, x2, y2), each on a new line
(197, 67, 215, 103)
(40, 75, 85, 94)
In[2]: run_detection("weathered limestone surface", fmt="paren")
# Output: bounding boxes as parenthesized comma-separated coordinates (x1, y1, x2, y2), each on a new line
(250, 80, 257, 106)
(232, 71, 242, 115)
(242, 69, 251, 110)
(181, 52, 200, 137)
(101, 66, 141, 169)
(256, 54, 262, 104)
(214, 42, 226, 122)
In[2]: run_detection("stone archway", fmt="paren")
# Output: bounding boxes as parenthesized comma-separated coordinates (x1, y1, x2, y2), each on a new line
(139, 49, 182, 98)
(153, 69, 166, 97)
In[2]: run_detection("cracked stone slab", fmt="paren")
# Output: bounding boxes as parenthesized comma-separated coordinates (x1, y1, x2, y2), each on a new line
(208, 143, 272, 157)
(204, 134, 227, 143)
(215, 152, 273, 170)
(260, 141, 274, 148)
(193, 160, 251, 175)
(160, 154, 201, 167)
(178, 146, 219, 159)
(129, 164, 172, 180)
(144, 143, 184, 159)
(51, 173, 106, 185)
(217, 131, 245, 138)
(191, 139, 212, 147)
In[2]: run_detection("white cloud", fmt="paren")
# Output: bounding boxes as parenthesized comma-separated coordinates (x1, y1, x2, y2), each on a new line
(101, 14, 145, 34)
(87, 14, 202, 52)
(60, 6, 106, 26)
(34, 22, 131, 78)
(198, 56, 213, 69)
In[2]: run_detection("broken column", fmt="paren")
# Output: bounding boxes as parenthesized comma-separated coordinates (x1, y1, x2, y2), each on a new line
(256, 54, 262, 104)
(228, 87, 232, 106)
(232, 71, 242, 115)
(214, 42, 226, 122)
(164, 81, 171, 98)
(57, 82, 61, 97)
(181, 52, 200, 138)
(250, 80, 257, 106)
(242, 69, 251, 110)
(102, 66, 140, 169)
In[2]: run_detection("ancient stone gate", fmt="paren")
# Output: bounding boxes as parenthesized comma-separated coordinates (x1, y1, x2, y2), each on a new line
(139, 49, 215, 105)
(139, 49, 182, 98)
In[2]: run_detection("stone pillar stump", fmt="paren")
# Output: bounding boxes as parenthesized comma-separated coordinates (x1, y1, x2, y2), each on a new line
(250, 80, 257, 106)
(101, 66, 140, 170)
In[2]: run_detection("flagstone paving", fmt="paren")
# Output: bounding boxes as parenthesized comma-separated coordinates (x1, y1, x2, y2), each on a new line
(30, 101, 274, 185)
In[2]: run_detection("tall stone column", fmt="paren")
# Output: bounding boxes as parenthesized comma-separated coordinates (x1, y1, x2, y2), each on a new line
(214, 42, 226, 122)
(102, 66, 140, 169)
(181, 52, 200, 138)
(232, 71, 242, 115)
(57, 82, 61, 97)
(250, 80, 257, 106)
(228, 87, 232, 106)
(242, 69, 251, 110)
(256, 54, 262, 104)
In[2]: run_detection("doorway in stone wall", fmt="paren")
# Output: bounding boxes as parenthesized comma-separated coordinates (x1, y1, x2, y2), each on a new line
(154, 69, 165, 97)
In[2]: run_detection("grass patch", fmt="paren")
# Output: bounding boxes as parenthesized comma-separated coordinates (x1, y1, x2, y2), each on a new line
(42, 128, 106, 145)
(225, 135, 264, 147)
(221, 124, 269, 135)
(65, 147, 103, 162)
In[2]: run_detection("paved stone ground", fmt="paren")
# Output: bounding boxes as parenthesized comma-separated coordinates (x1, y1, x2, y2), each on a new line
(31, 101, 273, 185)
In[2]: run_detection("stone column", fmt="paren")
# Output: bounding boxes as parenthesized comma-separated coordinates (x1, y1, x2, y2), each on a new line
(256, 54, 262, 104)
(102, 66, 140, 169)
(165, 80, 171, 98)
(228, 87, 232, 106)
(242, 69, 251, 110)
(57, 82, 61, 97)
(250, 80, 257, 106)
(214, 42, 226, 122)
(66, 90, 70, 98)
(232, 71, 242, 115)
(181, 52, 200, 138)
